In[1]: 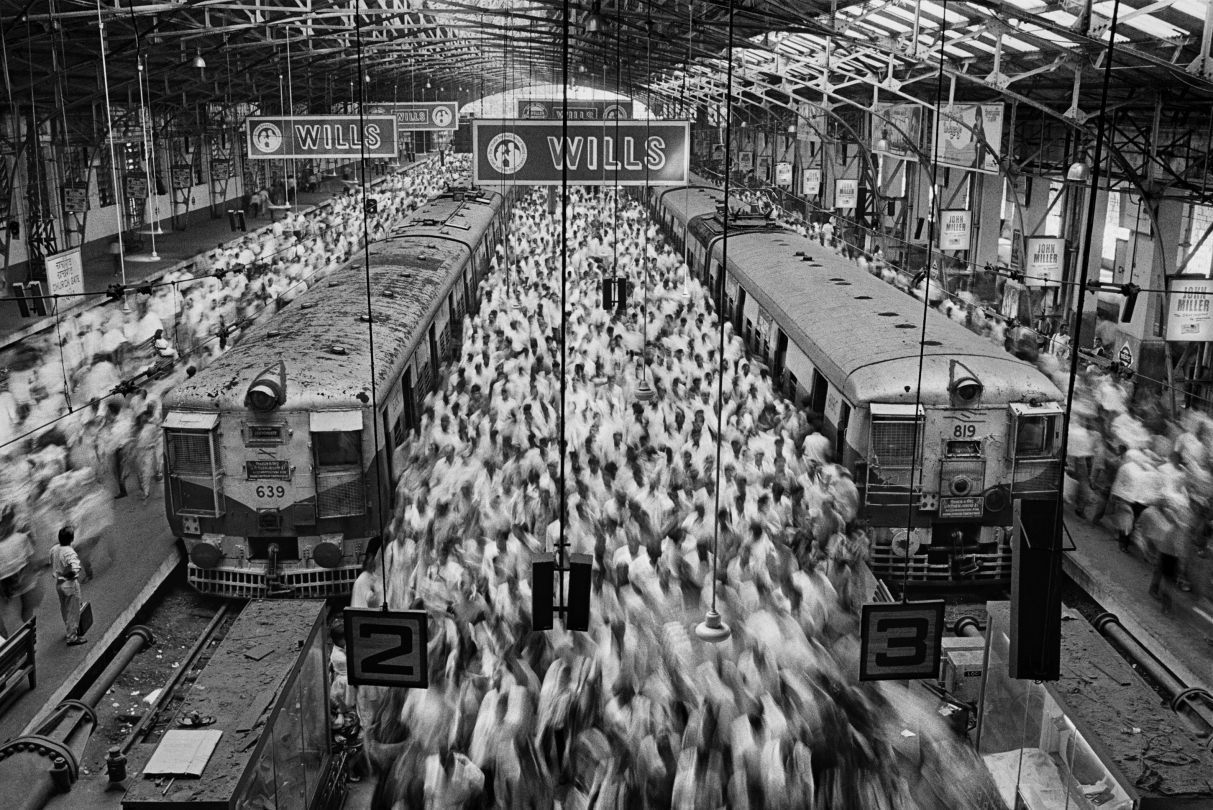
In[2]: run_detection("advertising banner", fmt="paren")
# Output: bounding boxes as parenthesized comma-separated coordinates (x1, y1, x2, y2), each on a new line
(1166, 276, 1213, 341)
(940, 209, 972, 250)
(124, 171, 149, 200)
(246, 115, 398, 160)
(516, 100, 632, 120)
(802, 168, 821, 196)
(1024, 236, 1065, 287)
(775, 162, 793, 188)
(367, 102, 458, 131)
(61, 185, 88, 213)
(170, 165, 194, 190)
(933, 103, 1005, 174)
(45, 247, 84, 301)
(738, 150, 754, 171)
(872, 103, 922, 162)
(836, 178, 858, 210)
(472, 120, 689, 186)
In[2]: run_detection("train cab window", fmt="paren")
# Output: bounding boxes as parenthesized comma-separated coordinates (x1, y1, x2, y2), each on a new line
(1014, 415, 1056, 457)
(946, 440, 983, 458)
(314, 431, 360, 467)
(164, 412, 223, 517)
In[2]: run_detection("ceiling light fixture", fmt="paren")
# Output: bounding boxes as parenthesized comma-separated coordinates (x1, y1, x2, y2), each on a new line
(586, 0, 605, 32)
(1066, 159, 1092, 183)
(192, 49, 206, 69)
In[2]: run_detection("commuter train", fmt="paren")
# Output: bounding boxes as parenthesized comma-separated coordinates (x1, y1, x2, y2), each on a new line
(650, 178, 1065, 586)
(162, 184, 513, 598)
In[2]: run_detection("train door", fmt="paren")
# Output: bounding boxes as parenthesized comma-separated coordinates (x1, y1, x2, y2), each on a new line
(735, 288, 747, 335)
(448, 292, 459, 351)
(773, 330, 789, 391)
(810, 369, 828, 414)
(464, 270, 474, 317)
(428, 323, 440, 383)
(402, 368, 416, 435)
(835, 402, 851, 461)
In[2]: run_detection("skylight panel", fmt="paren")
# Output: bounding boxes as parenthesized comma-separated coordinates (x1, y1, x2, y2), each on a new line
(884, 5, 940, 27)
(1173, 0, 1209, 21)
(918, 0, 970, 24)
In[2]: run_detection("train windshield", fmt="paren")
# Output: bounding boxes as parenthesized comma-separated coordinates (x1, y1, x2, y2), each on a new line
(315, 432, 361, 466)
(1015, 415, 1057, 457)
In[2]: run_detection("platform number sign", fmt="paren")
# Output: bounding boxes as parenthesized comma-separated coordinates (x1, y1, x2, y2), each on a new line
(859, 600, 945, 681)
(345, 609, 429, 688)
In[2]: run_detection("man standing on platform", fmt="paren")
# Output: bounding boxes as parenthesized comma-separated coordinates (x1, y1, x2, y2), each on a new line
(51, 526, 87, 646)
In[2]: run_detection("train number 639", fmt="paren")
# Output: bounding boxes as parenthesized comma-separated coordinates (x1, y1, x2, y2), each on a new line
(255, 485, 287, 498)
(952, 423, 976, 438)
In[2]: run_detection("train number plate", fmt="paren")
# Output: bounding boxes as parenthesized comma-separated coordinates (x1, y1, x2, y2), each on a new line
(939, 496, 984, 519)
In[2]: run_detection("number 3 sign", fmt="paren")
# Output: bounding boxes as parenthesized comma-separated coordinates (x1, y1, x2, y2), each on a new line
(859, 600, 945, 682)
(345, 609, 429, 688)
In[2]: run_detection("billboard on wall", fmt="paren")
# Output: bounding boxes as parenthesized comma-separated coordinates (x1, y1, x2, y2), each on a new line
(836, 178, 858, 209)
(247, 115, 398, 159)
(803, 168, 821, 196)
(1166, 277, 1213, 341)
(940, 209, 972, 250)
(933, 103, 1005, 174)
(872, 103, 922, 162)
(366, 102, 458, 131)
(1024, 236, 1065, 287)
(45, 247, 85, 306)
(472, 119, 689, 186)
(516, 100, 632, 120)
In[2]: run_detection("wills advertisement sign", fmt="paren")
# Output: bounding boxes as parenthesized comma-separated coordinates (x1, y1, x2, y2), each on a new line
(246, 115, 399, 159)
(472, 120, 689, 186)
(516, 100, 632, 120)
(367, 102, 458, 131)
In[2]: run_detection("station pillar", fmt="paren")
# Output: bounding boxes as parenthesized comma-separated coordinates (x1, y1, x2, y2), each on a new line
(1113, 195, 1182, 393)
(971, 172, 1003, 272)
(1068, 187, 1109, 351)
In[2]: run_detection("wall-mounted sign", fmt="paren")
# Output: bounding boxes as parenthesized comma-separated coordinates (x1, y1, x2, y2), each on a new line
(516, 100, 631, 120)
(210, 159, 230, 182)
(368, 101, 459, 131)
(775, 161, 793, 188)
(1166, 276, 1213, 342)
(757, 155, 771, 180)
(170, 164, 194, 190)
(124, 171, 149, 200)
(934, 103, 1005, 175)
(738, 150, 754, 171)
(803, 168, 821, 196)
(61, 184, 89, 214)
(859, 600, 945, 681)
(940, 209, 972, 251)
(45, 247, 84, 300)
(246, 115, 399, 160)
(872, 103, 922, 162)
(836, 178, 858, 210)
(1118, 342, 1134, 369)
(472, 119, 689, 186)
(1024, 236, 1065, 287)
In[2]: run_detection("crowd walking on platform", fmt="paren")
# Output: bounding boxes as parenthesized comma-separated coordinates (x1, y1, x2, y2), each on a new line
(0, 158, 467, 641)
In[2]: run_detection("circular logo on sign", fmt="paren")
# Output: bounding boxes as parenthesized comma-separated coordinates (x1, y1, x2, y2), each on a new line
(431, 106, 453, 128)
(252, 123, 283, 154)
(603, 104, 627, 120)
(522, 103, 548, 119)
(487, 132, 527, 175)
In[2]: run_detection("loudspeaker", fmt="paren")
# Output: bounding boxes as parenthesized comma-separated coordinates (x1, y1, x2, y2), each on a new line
(566, 553, 592, 631)
(531, 553, 555, 631)
(1010, 498, 1062, 681)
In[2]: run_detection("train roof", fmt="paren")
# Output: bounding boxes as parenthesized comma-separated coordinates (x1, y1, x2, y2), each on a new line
(657, 182, 722, 227)
(166, 188, 501, 414)
(723, 229, 1063, 408)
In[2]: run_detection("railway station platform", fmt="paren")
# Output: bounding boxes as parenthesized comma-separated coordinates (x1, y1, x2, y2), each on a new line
(1062, 504, 1213, 694)
(1, 156, 432, 348)
(0, 480, 177, 745)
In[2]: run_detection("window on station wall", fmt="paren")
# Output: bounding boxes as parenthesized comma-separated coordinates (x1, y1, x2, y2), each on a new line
(1180, 203, 1213, 278)
(1045, 182, 1063, 236)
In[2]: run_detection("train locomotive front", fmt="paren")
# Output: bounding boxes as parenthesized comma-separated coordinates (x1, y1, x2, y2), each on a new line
(161, 186, 506, 597)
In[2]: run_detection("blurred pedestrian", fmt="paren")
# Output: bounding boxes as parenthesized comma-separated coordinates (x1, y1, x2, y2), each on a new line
(51, 526, 86, 645)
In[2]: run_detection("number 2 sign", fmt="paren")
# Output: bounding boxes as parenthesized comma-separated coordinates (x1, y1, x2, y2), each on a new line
(859, 600, 945, 682)
(345, 609, 429, 688)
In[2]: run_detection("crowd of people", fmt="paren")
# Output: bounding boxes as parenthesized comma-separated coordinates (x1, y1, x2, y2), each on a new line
(347, 186, 1001, 810)
(0, 156, 470, 640)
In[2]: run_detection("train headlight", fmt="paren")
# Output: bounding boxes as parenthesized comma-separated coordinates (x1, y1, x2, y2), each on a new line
(190, 537, 224, 569)
(313, 540, 343, 569)
(950, 475, 975, 496)
(245, 360, 287, 412)
(952, 377, 983, 404)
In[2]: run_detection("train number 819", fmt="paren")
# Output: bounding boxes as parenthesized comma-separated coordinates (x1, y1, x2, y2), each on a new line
(952, 424, 976, 438)
(255, 485, 287, 498)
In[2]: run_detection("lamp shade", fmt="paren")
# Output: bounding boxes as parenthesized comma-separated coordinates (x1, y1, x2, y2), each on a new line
(695, 609, 732, 643)
(586, 1, 605, 32)
(1067, 160, 1092, 183)
(192, 50, 206, 69)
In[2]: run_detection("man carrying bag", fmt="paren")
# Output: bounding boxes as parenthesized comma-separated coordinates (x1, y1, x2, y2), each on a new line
(51, 527, 88, 646)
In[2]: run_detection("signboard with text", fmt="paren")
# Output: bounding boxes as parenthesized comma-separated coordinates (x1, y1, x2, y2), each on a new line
(171, 164, 194, 190)
(367, 102, 458, 131)
(873, 103, 922, 162)
(802, 168, 821, 196)
(45, 247, 84, 301)
(859, 600, 944, 681)
(345, 608, 429, 688)
(1024, 236, 1065, 287)
(934, 103, 1005, 174)
(516, 100, 632, 120)
(124, 172, 149, 200)
(1166, 276, 1213, 341)
(940, 209, 972, 251)
(472, 119, 689, 186)
(247, 115, 399, 160)
(775, 161, 793, 188)
(836, 178, 858, 210)
(61, 185, 89, 214)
